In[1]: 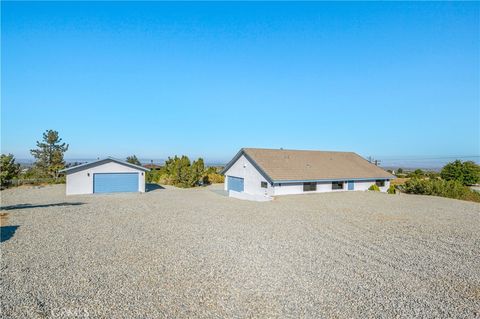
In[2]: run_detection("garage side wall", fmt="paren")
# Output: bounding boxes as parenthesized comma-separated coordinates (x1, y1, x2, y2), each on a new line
(224, 155, 273, 196)
(66, 162, 146, 195)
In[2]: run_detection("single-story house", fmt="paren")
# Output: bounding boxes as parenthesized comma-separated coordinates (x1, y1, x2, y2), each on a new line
(221, 148, 394, 200)
(59, 157, 149, 195)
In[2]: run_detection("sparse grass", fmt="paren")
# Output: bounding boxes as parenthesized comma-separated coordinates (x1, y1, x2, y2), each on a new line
(391, 178, 409, 186)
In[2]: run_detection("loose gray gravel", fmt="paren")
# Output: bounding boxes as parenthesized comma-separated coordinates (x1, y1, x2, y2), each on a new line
(1, 184, 479, 318)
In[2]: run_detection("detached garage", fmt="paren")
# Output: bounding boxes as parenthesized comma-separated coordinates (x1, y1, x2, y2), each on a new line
(59, 157, 149, 195)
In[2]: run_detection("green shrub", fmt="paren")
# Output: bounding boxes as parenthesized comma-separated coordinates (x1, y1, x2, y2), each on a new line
(403, 178, 480, 203)
(387, 185, 396, 194)
(1, 154, 20, 187)
(205, 173, 224, 184)
(368, 184, 380, 192)
(407, 169, 425, 178)
(440, 160, 480, 185)
(146, 170, 162, 184)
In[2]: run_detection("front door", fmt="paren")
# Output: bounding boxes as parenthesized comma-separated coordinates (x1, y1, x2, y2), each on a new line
(348, 181, 354, 190)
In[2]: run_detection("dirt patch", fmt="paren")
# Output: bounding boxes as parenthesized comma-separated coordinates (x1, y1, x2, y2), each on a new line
(391, 178, 409, 186)
(0, 212, 9, 226)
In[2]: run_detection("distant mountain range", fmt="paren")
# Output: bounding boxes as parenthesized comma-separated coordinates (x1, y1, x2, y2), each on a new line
(14, 156, 478, 171)
(15, 158, 226, 167)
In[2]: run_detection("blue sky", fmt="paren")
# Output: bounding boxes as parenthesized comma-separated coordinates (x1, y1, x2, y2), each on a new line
(2, 2, 479, 165)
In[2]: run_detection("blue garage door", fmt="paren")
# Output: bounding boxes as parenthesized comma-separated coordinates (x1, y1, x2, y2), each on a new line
(227, 176, 244, 192)
(93, 173, 139, 193)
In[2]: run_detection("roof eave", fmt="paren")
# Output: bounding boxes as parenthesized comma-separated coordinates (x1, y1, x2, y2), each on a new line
(221, 148, 274, 184)
(59, 157, 150, 173)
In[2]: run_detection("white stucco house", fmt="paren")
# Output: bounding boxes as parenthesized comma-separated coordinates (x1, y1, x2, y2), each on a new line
(221, 148, 395, 201)
(59, 157, 149, 195)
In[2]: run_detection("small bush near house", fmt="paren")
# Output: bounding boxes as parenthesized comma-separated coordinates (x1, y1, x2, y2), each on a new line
(387, 185, 396, 194)
(368, 184, 380, 191)
(403, 178, 480, 203)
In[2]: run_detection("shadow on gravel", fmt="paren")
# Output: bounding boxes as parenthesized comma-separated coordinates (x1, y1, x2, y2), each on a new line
(146, 184, 165, 192)
(0, 202, 84, 211)
(1, 225, 19, 243)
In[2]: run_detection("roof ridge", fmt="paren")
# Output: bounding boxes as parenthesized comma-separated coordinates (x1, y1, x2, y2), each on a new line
(243, 147, 355, 154)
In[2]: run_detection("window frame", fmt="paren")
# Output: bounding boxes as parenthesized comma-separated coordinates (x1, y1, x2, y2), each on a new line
(331, 181, 344, 190)
(261, 181, 268, 189)
(303, 182, 317, 192)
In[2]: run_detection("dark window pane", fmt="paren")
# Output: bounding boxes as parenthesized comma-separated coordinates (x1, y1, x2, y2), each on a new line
(303, 182, 316, 192)
(376, 180, 385, 187)
(261, 181, 268, 188)
(332, 181, 344, 190)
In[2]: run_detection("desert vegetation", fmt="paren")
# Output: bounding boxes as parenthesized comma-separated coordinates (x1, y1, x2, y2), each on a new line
(398, 160, 480, 203)
(146, 156, 224, 188)
(1, 130, 69, 188)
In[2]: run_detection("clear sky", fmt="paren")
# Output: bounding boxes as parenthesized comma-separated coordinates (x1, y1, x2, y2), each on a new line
(2, 1, 479, 164)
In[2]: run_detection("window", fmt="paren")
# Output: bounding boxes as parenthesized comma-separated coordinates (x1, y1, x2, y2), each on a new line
(303, 182, 317, 192)
(261, 181, 268, 188)
(376, 180, 385, 187)
(332, 181, 344, 190)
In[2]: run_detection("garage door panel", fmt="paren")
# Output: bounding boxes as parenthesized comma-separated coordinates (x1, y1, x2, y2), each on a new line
(93, 173, 139, 193)
(227, 176, 244, 192)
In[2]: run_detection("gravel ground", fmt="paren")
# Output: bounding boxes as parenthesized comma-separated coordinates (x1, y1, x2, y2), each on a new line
(1, 184, 479, 318)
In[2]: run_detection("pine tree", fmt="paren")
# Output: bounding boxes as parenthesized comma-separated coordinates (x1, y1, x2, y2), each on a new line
(30, 130, 69, 178)
(126, 155, 141, 166)
(190, 158, 205, 186)
(0, 154, 20, 187)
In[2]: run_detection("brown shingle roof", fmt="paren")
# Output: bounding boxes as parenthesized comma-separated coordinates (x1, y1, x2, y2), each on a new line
(240, 148, 393, 182)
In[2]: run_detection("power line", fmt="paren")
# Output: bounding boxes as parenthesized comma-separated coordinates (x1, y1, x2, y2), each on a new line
(374, 155, 480, 161)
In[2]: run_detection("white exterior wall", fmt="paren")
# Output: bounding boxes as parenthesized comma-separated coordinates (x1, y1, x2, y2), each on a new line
(223, 155, 273, 197)
(273, 179, 390, 196)
(354, 180, 390, 192)
(65, 162, 146, 195)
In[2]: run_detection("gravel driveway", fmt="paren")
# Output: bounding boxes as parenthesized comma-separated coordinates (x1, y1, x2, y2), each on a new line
(1, 184, 479, 318)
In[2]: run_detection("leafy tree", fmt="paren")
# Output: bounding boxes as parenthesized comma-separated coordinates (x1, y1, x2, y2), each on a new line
(397, 168, 403, 174)
(441, 160, 480, 185)
(161, 155, 208, 187)
(414, 169, 424, 176)
(126, 155, 141, 166)
(0, 154, 20, 187)
(426, 171, 440, 180)
(164, 155, 192, 187)
(177, 156, 192, 187)
(30, 130, 69, 178)
(407, 169, 425, 178)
